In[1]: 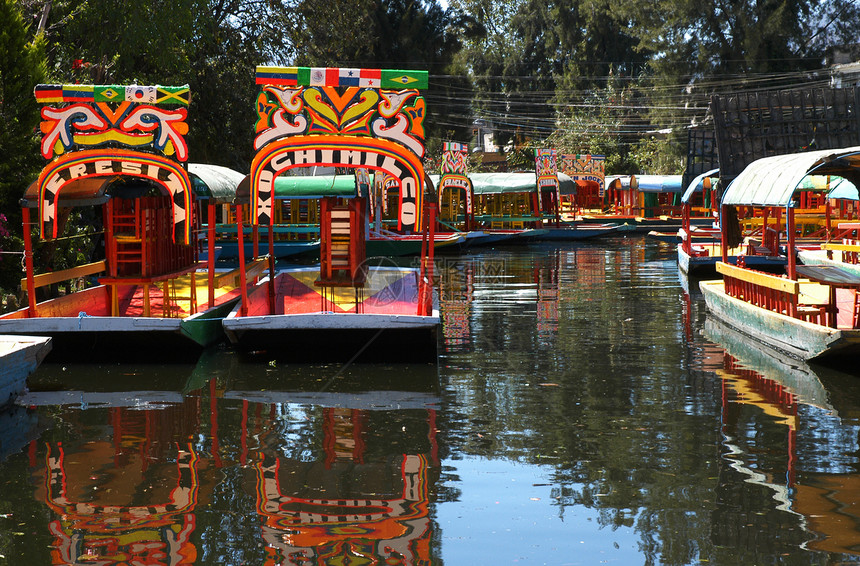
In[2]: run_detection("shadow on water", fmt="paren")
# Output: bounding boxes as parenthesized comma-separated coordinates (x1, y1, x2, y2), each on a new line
(21, 344, 441, 410)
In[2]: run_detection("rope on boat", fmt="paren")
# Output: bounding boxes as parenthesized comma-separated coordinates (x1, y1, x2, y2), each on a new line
(77, 311, 90, 329)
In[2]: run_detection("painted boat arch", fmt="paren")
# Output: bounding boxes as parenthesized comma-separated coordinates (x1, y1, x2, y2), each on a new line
(250, 66, 430, 233)
(34, 148, 193, 244)
(249, 134, 425, 231)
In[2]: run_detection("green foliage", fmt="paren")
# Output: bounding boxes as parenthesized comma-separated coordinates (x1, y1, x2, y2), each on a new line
(546, 84, 637, 174)
(620, 0, 859, 79)
(0, 0, 46, 299)
(42, 0, 195, 84)
(629, 135, 686, 175)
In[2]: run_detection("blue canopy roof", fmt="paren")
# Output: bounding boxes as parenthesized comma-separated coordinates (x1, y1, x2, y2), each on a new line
(681, 169, 719, 203)
(634, 175, 683, 193)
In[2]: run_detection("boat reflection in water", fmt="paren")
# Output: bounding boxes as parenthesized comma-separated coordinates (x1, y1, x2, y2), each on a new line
(251, 411, 436, 564)
(216, 354, 440, 564)
(28, 395, 206, 565)
(22, 354, 440, 564)
(703, 316, 860, 557)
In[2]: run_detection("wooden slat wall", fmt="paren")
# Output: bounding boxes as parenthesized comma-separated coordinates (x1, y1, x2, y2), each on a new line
(711, 86, 860, 181)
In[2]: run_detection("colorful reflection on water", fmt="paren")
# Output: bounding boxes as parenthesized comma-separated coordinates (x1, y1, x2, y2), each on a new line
(1, 237, 860, 564)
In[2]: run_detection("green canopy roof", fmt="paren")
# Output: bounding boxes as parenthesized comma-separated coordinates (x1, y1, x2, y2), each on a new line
(237, 174, 359, 200)
(273, 174, 357, 198)
(470, 172, 537, 195)
(722, 147, 860, 207)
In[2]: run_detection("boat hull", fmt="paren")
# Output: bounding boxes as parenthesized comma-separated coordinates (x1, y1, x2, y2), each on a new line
(699, 279, 860, 361)
(539, 224, 621, 240)
(223, 314, 439, 362)
(0, 335, 52, 408)
(366, 233, 465, 257)
(578, 215, 713, 233)
(0, 291, 238, 361)
(223, 266, 441, 362)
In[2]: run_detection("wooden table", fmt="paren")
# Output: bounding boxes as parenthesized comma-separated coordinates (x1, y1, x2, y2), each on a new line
(795, 264, 860, 328)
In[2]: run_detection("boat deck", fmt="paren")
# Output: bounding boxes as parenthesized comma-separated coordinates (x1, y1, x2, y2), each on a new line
(268, 268, 421, 316)
(118, 274, 242, 317)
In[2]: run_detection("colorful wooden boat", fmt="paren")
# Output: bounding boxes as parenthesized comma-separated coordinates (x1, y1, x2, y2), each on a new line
(0, 84, 252, 360)
(700, 147, 860, 362)
(576, 174, 710, 232)
(221, 66, 440, 362)
(0, 335, 52, 408)
(468, 171, 621, 240)
(435, 149, 620, 243)
(677, 169, 789, 274)
(215, 174, 465, 259)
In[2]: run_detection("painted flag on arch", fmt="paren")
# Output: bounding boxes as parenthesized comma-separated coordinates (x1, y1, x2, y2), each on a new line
(34, 84, 64, 103)
(63, 85, 94, 102)
(309, 68, 327, 86)
(127, 85, 156, 103)
(339, 68, 360, 86)
(380, 70, 428, 89)
(359, 69, 381, 88)
(95, 85, 124, 102)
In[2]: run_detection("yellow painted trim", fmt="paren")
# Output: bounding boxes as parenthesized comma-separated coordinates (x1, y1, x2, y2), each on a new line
(23, 260, 107, 290)
(73, 130, 155, 146)
(716, 261, 798, 294)
(820, 242, 860, 253)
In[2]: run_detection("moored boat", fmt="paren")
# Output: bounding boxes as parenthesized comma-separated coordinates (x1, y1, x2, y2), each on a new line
(700, 146, 860, 363)
(676, 169, 790, 275)
(469, 171, 621, 241)
(0, 84, 251, 360)
(221, 65, 441, 362)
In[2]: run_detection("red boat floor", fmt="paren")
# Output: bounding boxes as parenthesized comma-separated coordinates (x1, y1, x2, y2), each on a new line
(118, 274, 242, 317)
(273, 269, 420, 315)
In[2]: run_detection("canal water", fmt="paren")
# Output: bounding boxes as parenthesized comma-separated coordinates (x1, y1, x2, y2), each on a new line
(2, 236, 860, 565)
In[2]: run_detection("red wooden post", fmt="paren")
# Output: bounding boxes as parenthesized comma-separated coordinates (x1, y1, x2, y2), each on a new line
(207, 203, 216, 308)
(268, 220, 275, 314)
(787, 206, 796, 280)
(720, 205, 729, 263)
(237, 204, 248, 317)
(106, 199, 116, 277)
(22, 207, 37, 317)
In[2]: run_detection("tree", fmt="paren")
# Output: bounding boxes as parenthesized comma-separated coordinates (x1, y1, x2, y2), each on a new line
(622, 0, 860, 80)
(546, 81, 639, 173)
(455, 0, 649, 154)
(0, 0, 46, 298)
(284, 0, 478, 150)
